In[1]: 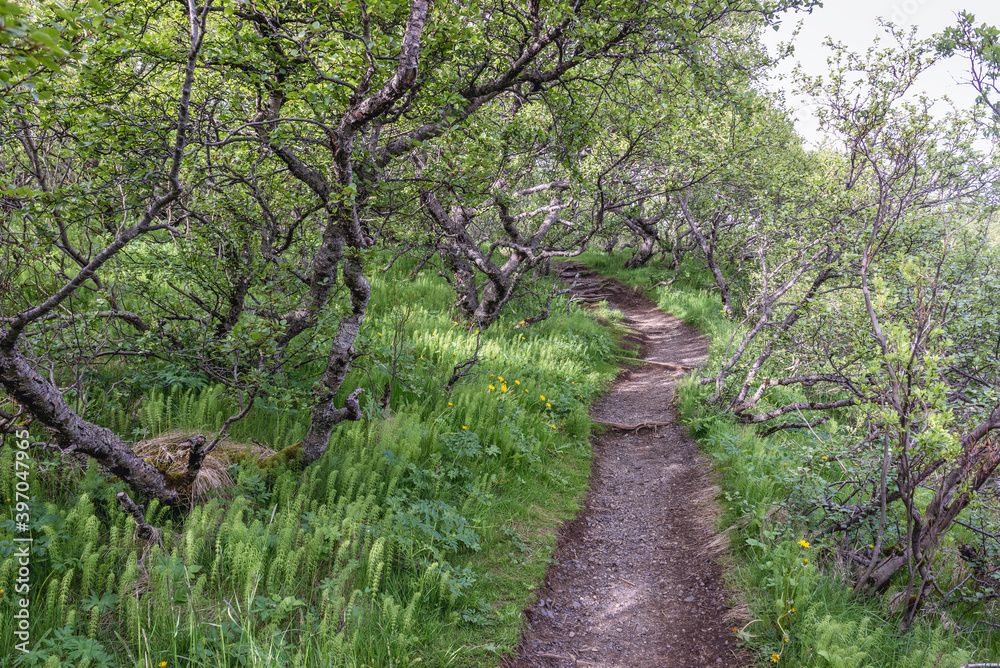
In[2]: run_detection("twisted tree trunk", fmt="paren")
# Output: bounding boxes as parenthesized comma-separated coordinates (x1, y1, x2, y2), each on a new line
(0, 343, 181, 505)
(623, 217, 659, 268)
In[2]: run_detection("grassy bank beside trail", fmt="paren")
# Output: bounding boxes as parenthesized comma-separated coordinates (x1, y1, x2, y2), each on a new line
(576, 253, 997, 668)
(0, 257, 622, 667)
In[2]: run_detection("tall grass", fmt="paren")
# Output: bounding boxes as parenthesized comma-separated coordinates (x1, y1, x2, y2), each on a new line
(0, 256, 620, 667)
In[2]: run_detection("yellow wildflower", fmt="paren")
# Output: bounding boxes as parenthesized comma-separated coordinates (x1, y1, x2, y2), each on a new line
(546, 403, 551, 408)
(799, 540, 810, 549)
(515, 380, 520, 385)
(461, 426, 468, 430)
(771, 654, 780, 663)
(489, 385, 495, 391)
(540, 394, 545, 401)
(498, 376, 504, 382)
(501, 384, 508, 392)
(448, 402, 453, 406)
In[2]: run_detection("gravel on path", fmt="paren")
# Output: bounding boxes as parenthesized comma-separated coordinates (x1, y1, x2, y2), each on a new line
(507, 262, 750, 668)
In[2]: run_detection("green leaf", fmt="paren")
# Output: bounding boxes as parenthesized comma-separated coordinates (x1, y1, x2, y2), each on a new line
(28, 29, 59, 48)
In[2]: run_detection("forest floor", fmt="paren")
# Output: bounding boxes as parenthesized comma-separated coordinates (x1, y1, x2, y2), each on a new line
(507, 262, 750, 668)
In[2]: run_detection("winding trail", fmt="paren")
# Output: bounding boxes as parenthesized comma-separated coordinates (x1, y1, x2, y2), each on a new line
(509, 263, 748, 668)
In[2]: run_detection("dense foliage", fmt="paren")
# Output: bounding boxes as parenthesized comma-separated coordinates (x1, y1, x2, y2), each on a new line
(3, 0, 1000, 665)
(0, 257, 621, 665)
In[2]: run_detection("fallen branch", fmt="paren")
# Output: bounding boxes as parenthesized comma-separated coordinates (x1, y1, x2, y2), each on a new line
(445, 327, 483, 396)
(184, 386, 260, 487)
(758, 417, 830, 437)
(645, 359, 693, 371)
(180, 433, 209, 488)
(616, 356, 692, 371)
(116, 491, 162, 546)
(538, 654, 597, 667)
(594, 420, 671, 432)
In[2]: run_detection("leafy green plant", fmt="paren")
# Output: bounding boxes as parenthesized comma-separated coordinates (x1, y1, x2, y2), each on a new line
(13, 625, 115, 668)
(1, 254, 621, 666)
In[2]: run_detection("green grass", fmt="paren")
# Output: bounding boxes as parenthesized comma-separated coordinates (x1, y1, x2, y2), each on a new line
(576, 252, 998, 667)
(573, 252, 732, 338)
(0, 255, 621, 667)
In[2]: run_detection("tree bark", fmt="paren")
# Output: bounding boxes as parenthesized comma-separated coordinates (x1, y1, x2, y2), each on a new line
(679, 198, 733, 316)
(623, 218, 658, 268)
(856, 406, 1000, 597)
(0, 342, 181, 505)
(0, 0, 209, 506)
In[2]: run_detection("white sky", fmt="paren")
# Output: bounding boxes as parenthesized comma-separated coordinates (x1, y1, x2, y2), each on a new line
(760, 0, 1000, 146)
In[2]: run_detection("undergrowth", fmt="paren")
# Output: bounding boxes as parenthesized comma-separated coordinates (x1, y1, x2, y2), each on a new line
(0, 257, 620, 667)
(577, 252, 999, 667)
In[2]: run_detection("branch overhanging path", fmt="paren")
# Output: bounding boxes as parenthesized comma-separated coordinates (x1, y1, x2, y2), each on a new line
(510, 263, 747, 668)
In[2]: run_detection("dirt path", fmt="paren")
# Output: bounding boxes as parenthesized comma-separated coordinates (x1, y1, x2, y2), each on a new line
(508, 263, 748, 668)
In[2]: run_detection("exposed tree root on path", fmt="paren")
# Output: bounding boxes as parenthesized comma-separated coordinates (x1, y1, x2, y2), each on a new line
(507, 262, 750, 667)
(616, 357, 694, 371)
(592, 421, 672, 433)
